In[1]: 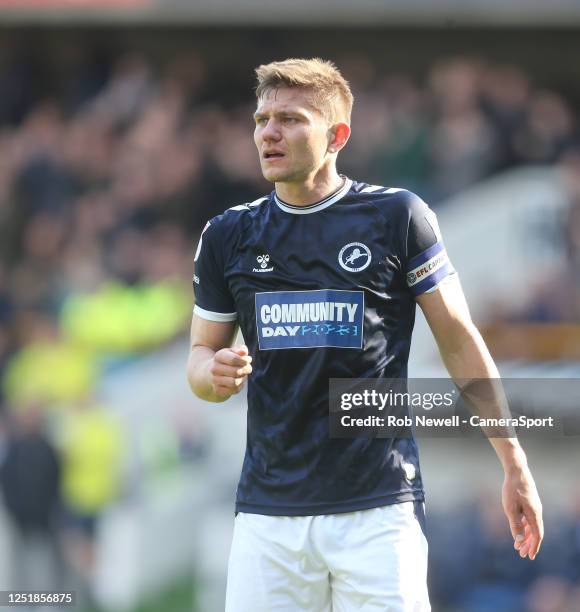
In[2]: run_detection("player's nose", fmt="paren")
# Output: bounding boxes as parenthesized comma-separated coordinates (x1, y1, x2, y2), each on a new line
(260, 119, 282, 142)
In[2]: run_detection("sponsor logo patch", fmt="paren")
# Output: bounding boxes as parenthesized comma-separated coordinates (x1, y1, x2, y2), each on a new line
(255, 289, 364, 350)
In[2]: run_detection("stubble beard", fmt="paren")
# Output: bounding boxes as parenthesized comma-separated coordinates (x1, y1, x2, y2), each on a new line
(261, 160, 312, 185)
(262, 166, 298, 185)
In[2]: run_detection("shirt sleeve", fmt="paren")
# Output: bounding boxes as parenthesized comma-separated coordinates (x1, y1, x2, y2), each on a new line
(192, 219, 237, 322)
(404, 194, 456, 297)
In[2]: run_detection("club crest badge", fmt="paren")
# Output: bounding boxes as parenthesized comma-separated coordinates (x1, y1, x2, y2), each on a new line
(338, 242, 371, 272)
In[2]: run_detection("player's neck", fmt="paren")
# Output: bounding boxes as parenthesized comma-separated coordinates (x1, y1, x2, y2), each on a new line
(275, 171, 345, 207)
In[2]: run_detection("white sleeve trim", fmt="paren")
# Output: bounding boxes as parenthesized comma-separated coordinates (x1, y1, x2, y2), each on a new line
(423, 271, 459, 294)
(193, 305, 237, 322)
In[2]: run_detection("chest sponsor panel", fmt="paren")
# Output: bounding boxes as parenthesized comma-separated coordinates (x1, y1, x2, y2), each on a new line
(255, 289, 364, 350)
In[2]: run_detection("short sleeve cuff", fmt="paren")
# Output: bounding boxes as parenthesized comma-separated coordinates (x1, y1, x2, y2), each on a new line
(193, 304, 237, 322)
(421, 271, 459, 294)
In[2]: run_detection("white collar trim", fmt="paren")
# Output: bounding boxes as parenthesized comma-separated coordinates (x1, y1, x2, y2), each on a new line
(274, 178, 352, 215)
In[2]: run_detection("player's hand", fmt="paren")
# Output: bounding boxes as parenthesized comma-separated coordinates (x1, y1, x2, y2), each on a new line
(209, 345, 253, 398)
(502, 463, 543, 560)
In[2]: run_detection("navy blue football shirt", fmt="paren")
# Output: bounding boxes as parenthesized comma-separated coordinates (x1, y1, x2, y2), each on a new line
(193, 178, 455, 516)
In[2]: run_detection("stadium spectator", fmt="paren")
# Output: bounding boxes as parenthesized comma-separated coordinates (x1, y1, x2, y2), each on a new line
(0, 404, 63, 594)
(57, 396, 124, 609)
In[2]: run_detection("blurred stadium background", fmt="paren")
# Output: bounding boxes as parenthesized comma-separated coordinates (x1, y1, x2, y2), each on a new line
(0, 2, 579, 611)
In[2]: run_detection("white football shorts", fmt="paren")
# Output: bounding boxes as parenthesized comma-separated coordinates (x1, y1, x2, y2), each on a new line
(225, 501, 430, 612)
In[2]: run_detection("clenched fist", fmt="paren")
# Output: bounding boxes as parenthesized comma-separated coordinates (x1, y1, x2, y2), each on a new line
(209, 344, 253, 397)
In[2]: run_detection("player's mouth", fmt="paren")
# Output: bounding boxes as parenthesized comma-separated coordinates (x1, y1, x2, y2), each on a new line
(263, 151, 285, 161)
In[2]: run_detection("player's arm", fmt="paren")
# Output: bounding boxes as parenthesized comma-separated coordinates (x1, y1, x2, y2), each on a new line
(416, 281, 544, 560)
(187, 315, 252, 403)
(187, 217, 252, 402)
(400, 190, 543, 560)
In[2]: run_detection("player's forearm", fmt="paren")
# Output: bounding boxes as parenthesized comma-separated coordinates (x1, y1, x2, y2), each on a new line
(489, 436, 528, 473)
(436, 318, 527, 468)
(187, 346, 230, 403)
(435, 316, 498, 380)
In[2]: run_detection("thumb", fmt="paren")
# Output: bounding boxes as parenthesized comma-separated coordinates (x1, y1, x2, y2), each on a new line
(233, 345, 249, 357)
(508, 511, 525, 545)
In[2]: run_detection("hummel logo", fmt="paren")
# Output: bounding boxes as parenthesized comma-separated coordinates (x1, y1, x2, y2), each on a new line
(253, 253, 274, 273)
(257, 254, 270, 269)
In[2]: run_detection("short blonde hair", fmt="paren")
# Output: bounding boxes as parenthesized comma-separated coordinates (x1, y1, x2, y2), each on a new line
(255, 58, 353, 125)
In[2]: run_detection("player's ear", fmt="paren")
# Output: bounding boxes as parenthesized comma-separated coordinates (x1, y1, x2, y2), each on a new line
(327, 122, 350, 154)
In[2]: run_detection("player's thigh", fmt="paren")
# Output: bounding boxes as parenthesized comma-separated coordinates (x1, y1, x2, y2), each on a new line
(328, 502, 430, 612)
(225, 512, 331, 612)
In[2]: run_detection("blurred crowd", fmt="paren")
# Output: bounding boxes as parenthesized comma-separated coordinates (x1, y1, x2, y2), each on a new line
(513, 148, 580, 324)
(429, 492, 580, 612)
(0, 41, 579, 610)
(0, 398, 124, 610)
(0, 47, 578, 398)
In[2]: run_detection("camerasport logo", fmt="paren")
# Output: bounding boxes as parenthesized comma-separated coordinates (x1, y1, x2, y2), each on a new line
(339, 242, 371, 272)
(253, 254, 274, 273)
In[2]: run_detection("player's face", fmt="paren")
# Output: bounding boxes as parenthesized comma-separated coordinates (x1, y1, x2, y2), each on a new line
(253, 87, 332, 184)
